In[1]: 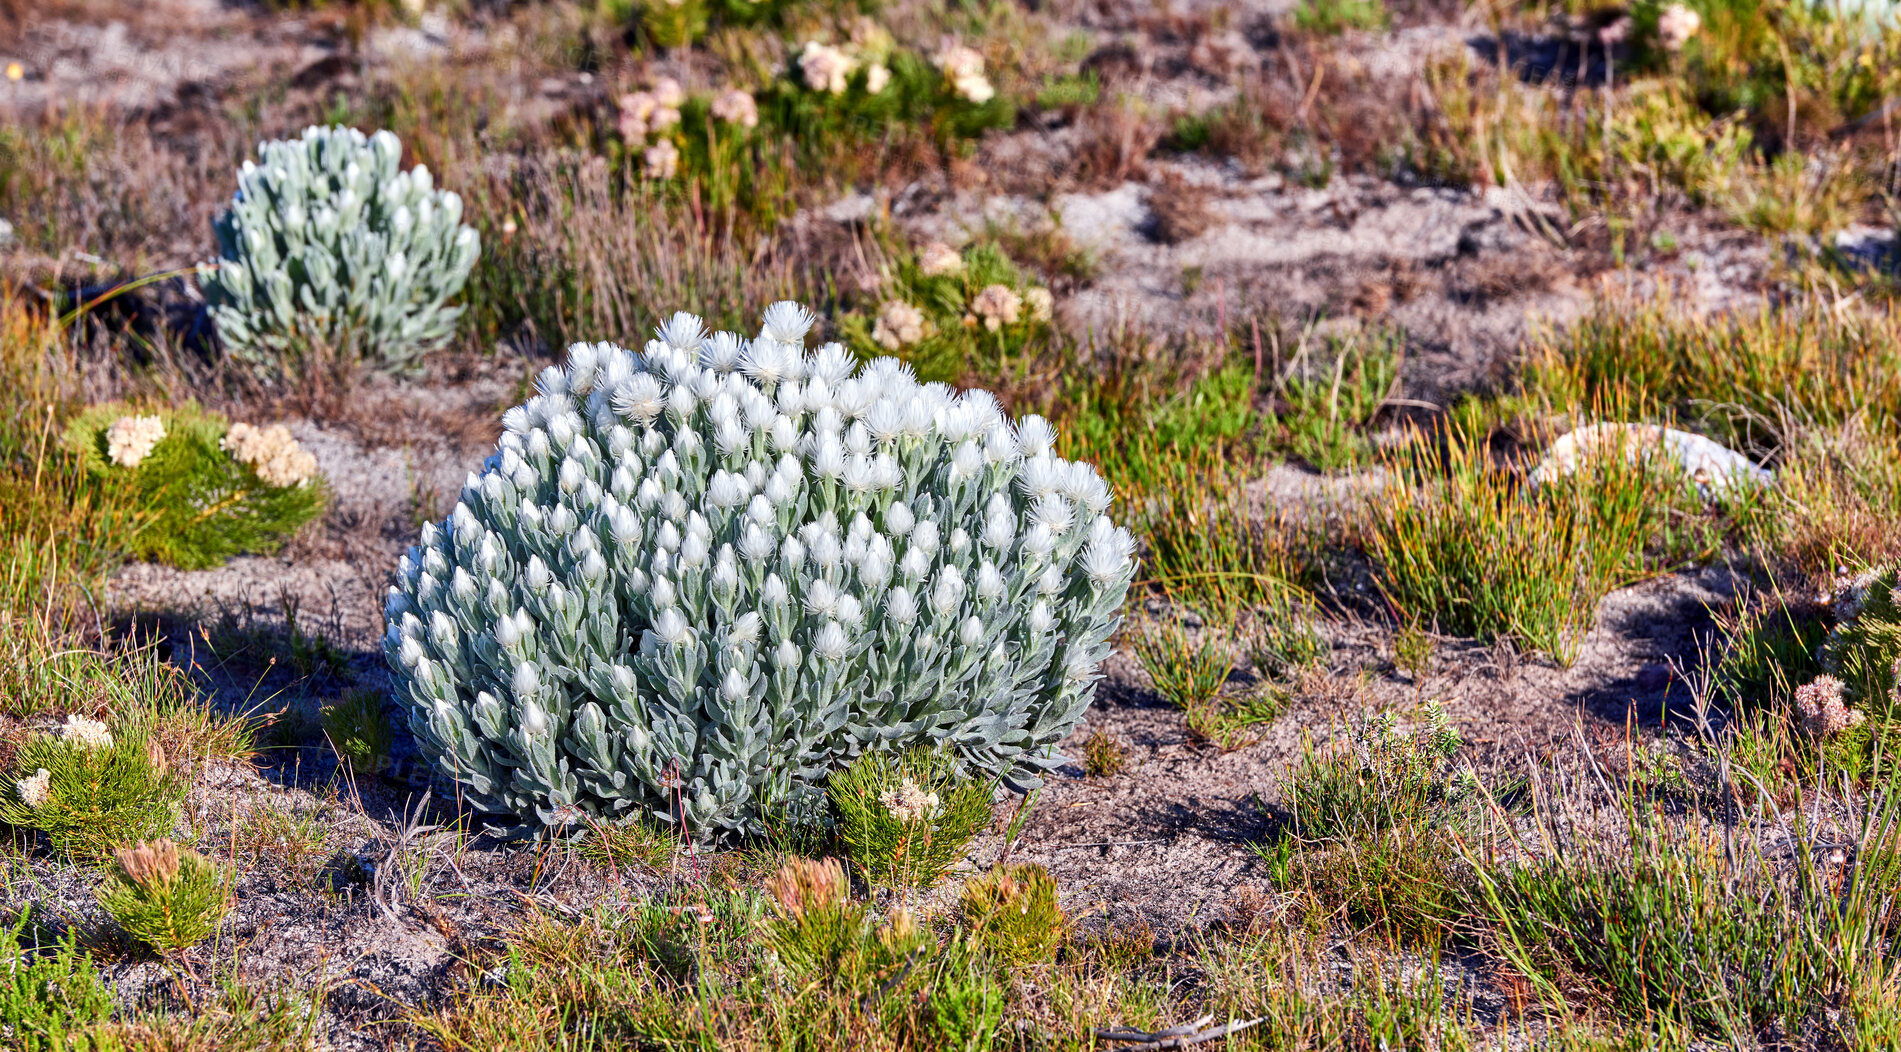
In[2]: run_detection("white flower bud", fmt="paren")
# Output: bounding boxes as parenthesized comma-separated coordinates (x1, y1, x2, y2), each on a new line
(958, 616, 984, 646)
(886, 586, 918, 624)
(885, 501, 915, 536)
(813, 621, 849, 661)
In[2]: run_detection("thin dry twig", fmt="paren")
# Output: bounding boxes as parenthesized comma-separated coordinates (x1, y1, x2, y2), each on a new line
(1095, 1014, 1266, 1049)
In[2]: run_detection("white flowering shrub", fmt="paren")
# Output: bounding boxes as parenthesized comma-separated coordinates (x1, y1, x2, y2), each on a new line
(386, 302, 1136, 835)
(200, 126, 481, 375)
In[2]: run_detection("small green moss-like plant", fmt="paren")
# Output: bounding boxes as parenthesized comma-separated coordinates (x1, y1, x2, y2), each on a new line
(830, 749, 996, 890)
(1292, 0, 1388, 35)
(0, 719, 185, 859)
(201, 125, 481, 376)
(0, 908, 115, 1050)
(320, 690, 395, 777)
(97, 838, 233, 955)
(61, 403, 326, 571)
(960, 863, 1063, 965)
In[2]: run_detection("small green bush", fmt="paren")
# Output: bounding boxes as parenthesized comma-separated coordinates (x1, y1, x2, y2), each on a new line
(829, 749, 996, 890)
(97, 838, 233, 955)
(1292, 0, 1388, 35)
(960, 863, 1064, 965)
(1824, 566, 1901, 714)
(1, 717, 185, 859)
(320, 690, 395, 777)
(61, 403, 325, 571)
(840, 240, 1054, 383)
(0, 908, 115, 1050)
(1273, 327, 1400, 472)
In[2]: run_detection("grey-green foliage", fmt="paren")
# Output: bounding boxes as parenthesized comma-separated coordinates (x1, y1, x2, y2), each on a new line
(201, 125, 481, 375)
(384, 302, 1137, 836)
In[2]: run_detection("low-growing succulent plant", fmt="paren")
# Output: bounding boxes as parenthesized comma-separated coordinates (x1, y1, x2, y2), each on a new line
(200, 125, 481, 375)
(385, 303, 1136, 836)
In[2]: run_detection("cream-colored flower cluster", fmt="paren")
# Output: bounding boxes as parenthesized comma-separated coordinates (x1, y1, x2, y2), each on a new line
(918, 242, 963, 277)
(223, 422, 320, 488)
(14, 768, 50, 808)
(61, 714, 114, 749)
(879, 778, 940, 823)
(970, 284, 1022, 332)
(1795, 675, 1866, 739)
(935, 44, 994, 105)
(797, 20, 894, 98)
(710, 88, 759, 129)
(619, 78, 686, 179)
(872, 300, 929, 350)
(106, 414, 166, 468)
(1657, 3, 1700, 51)
(799, 41, 857, 94)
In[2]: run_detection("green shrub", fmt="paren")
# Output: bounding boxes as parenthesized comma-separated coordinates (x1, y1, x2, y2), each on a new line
(1823, 566, 1901, 713)
(959, 863, 1063, 965)
(1133, 616, 1236, 737)
(1, 717, 185, 859)
(97, 838, 233, 955)
(1281, 702, 1470, 842)
(829, 749, 996, 890)
(320, 690, 395, 777)
(0, 909, 114, 1051)
(60, 403, 326, 571)
(201, 125, 481, 376)
(840, 240, 1055, 384)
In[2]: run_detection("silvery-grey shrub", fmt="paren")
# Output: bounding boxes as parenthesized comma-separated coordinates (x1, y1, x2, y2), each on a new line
(200, 126, 481, 375)
(384, 303, 1137, 835)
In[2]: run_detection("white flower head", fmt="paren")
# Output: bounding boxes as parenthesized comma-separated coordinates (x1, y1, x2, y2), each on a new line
(880, 778, 941, 823)
(917, 241, 963, 277)
(106, 414, 166, 468)
(60, 714, 113, 750)
(15, 768, 50, 808)
(761, 301, 818, 346)
(799, 41, 855, 94)
(711, 89, 760, 128)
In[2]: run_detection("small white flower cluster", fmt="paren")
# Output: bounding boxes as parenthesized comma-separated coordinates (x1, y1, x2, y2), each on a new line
(1795, 675, 1865, 739)
(1657, 3, 1700, 51)
(918, 242, 963, 278)
(970, 284, 1021, 332)
(879, 777, 940, 823)
(620, 79, 687, 179)
(799, 42, 854, 95)
(14, 768, 50, 808)
(935, 44, 994, 105)
(386, 301, 1137, 834)
(796, 24, 895, 98)
(872, 300, 929, 350)
(106, 414, 166, 468)
(223, 421, 320, 488)
(710, 88, 760, 129)
(61, 714, 114, 749)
